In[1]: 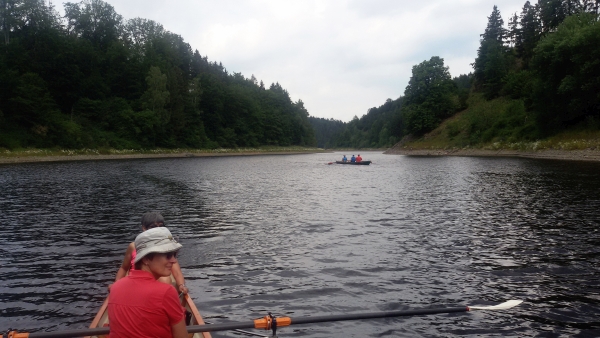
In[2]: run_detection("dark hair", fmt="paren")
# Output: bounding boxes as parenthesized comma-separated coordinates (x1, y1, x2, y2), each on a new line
(141, 212, 164, 229)
(134, 252, 156, 270)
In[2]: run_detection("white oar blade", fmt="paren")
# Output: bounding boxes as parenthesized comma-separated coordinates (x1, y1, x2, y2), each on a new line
(469, 300, 523, 311)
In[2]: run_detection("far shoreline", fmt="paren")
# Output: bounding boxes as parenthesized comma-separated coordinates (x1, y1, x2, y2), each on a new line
(384, 148, 600, 162)
(2, 148, 600, 164)
(0, 150, 331, 165)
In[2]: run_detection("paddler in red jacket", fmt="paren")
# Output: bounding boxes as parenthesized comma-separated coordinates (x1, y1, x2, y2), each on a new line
(109, 227, 188, 338)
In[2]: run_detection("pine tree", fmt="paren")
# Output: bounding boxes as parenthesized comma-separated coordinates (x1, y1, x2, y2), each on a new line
(516, 1, 540, 65)
(473, 5, 509, 97)
(538, 0, 566, 33)
(481, 5, 505, 43)
(507, 12, 520, 47)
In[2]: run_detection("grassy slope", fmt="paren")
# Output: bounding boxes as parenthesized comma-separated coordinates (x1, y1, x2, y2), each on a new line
(394, 93, 600, 151)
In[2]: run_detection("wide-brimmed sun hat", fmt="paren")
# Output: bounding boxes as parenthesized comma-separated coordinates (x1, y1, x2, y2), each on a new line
(134, 227, 182, 264)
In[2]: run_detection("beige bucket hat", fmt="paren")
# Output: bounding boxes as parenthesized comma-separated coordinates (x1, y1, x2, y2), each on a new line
(134, 227, 182, 264)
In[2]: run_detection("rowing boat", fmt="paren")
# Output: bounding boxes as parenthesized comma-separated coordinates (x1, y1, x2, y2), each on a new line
(87, 286, 212, 338)
(335, 160, 371, 165)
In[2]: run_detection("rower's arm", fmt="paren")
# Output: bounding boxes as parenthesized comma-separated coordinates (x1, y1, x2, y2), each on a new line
(171, 318, 189, 338)
(172, 262, 188, 294)
(115, 242, 135, 281)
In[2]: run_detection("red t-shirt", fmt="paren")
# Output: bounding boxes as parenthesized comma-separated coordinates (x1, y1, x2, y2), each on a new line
(356, 156, 362, 162)
(108, 269, 185, 338)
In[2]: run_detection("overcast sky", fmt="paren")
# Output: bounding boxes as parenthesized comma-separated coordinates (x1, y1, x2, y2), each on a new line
(56, 0, 527, 122)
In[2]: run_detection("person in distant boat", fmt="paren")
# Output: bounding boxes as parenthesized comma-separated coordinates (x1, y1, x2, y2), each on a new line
(356, 154, 362, 162)
(108, 227, 188, 338)
(351, 155, 356, 162)
(342, 155, 347, 162)
(109, 212, 188, 295)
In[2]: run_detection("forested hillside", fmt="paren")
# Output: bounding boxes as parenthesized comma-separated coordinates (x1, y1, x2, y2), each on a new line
(323, 0, 600, 149)
(330, 98, 404, 148)
(0, 0, 316, 149)
(309, 116, 345, 148)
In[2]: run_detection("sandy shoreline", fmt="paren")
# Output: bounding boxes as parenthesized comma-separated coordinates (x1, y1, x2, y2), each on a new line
(383, 148, 600, 162)
(0, 151, 325, 164)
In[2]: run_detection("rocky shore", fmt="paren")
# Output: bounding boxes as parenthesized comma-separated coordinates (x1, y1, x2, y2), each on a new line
(383, 148, 600, 162)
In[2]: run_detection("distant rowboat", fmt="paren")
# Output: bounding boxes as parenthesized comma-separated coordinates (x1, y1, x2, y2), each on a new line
(334, 160, 371, 165)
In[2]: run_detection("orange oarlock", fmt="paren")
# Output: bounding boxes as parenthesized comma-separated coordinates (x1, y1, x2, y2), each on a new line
(253, 315, 273, 330)
(274, 316, 291, 327)
(253, 312, 291, 335)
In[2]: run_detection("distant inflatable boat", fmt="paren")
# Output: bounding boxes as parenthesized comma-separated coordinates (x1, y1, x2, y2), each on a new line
(334, 160, 371, 165)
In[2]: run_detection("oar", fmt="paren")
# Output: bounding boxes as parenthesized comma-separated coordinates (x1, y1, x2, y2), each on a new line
(1, 300, 522, 338)
(186, 300, 523, 333)
(204, 320, 269, 338)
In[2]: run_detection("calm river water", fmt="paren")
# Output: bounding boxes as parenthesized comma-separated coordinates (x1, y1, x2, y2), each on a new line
(1, 152, 599, 337)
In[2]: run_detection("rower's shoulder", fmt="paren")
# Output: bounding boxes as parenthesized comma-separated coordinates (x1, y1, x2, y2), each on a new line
(125, 241, 136, 253)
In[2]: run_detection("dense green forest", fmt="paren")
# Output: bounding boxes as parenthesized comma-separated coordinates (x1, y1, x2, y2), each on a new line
(2, 0, 598, 151)
(309, 116, 346, 148)
(318, 0, 600, 149)
(0, 0, 317, 149)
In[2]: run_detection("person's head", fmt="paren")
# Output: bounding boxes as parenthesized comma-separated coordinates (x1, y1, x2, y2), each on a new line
(358, 154, 360, 156)
(141, 211, 165, 231)
(133, 227, 182, 277)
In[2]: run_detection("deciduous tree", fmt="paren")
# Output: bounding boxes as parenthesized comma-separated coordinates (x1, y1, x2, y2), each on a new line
(531, 12, 600, 132)
(402, 56, 458, 135)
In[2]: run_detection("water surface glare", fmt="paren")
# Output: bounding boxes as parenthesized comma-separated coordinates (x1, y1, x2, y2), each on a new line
(1, 152, 599, 337)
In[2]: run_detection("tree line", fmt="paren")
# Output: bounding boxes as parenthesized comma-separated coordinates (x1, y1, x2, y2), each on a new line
(317, 0, 599, 148)
(0, 0, 317, 149)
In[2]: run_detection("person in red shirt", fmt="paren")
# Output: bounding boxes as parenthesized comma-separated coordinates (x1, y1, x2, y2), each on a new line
(110, 212, 188, 295)
(356, 154, 362, 162)
(108, 227, 188, 338)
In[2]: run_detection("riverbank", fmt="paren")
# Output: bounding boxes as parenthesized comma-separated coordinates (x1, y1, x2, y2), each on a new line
(0, 148, 330, 164)
(3, 147, 599, 164)
(384, 147, 600, 162)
